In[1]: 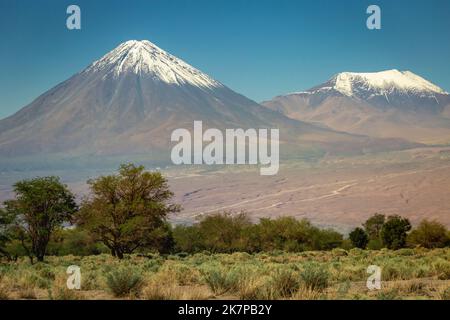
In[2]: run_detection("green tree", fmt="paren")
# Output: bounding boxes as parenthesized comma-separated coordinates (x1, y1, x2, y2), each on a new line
(349, 227, 369, 249)
(255, 217, 315, 252)
(0, 208, 15, 260)
(173, 224, 204, 253)
(311, 228, 344, 250)
(251, 217, 343, 252)
(197, 212, 252, 253)
(3, 177, 77, 262)
(46, 227, 109, 256)
(407, 220, 449, 248)
(380, 215, 411, 249)
(77, 164, 179, 259)
(144, 221, 175, 254)
(363, 213, 385, 240)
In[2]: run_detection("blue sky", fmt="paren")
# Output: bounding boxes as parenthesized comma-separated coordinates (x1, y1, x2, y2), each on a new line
(0, 0, 449, 119)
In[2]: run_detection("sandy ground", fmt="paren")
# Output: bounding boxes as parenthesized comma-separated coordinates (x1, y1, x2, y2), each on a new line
(6, 279, 449, 300)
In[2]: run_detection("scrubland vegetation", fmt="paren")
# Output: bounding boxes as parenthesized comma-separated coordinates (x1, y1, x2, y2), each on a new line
(0, 163, 449, 300)
(0, 248, 449, 300)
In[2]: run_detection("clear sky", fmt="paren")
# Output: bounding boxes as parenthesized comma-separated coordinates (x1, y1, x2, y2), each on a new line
(1, 0, 449, 119)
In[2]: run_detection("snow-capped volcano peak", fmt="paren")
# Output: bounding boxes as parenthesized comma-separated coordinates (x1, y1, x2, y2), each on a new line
(83, 40, 222, 88)
(320, 69, 448, 97)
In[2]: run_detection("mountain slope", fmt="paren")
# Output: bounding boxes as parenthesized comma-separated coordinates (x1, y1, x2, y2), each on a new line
(0, 43, 417, 167)
(0, 40, 285, 157)
(263, 70, 450, 144)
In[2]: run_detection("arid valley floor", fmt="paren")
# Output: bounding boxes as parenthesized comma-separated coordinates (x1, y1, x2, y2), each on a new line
(2, 146, 449, 232)
(168, 147, 450, 232)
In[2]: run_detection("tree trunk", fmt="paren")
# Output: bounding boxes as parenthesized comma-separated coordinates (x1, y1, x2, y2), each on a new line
(33, 240, 47, 262)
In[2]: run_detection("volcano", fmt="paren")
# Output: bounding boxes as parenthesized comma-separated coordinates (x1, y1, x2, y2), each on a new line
(0, 42, 416, 169)
(262, 70, 450, 144)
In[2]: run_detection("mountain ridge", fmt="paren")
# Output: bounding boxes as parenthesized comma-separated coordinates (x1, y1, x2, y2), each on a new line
(262, 70, 450, 144)
(0, 42, 419, 168)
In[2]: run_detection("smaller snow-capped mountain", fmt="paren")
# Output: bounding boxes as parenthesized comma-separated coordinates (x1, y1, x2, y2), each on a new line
(310, 69, 446, 97)
(303, 70, 449, 112)
(263, 70, 450, 144)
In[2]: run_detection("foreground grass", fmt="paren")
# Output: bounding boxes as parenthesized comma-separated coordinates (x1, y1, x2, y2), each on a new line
(0, 248, 449, 300)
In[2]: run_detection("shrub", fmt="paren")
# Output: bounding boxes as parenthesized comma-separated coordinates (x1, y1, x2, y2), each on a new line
(48, 276, 84, 300)
(440, 287, 450, 300)
(433, 261, 450, 280)
(331, 248, 348, 257)
(157, 262, 201, 286)
(383, 264, 411, 281)
(25, 273, 51, 289)
(237, 276, 274, 300)
(81, 271, 100, 291)
(142, 282, 211, 300)
(106, 268, 143, 297)
(143, 259, 162, 273)
(201, 268, 233, 295)
(293, 287, 324, 300)
(404, 281, 427, 295)
(0, 281, 9, 300)
(38, 267, 56, 281)
(300, 264, 329, 291)
(142, 282, 180, 300)
(270, 269, 301, 298)
(18, 286, 37, 299)
(367, 239, 383, 250)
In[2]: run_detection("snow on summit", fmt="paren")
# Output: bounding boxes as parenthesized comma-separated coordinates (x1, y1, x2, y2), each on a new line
(319, 69, 448, 97)
(83, 40, 222, 88)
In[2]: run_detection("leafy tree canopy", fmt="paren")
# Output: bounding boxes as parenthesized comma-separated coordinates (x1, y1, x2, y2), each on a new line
(3, 176, 77, 262)
(77, 164, 179, 259)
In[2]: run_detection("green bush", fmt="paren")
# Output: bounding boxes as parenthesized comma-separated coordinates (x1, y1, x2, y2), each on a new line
(367, 239, 383, 250)
(270, 269, 300, 298)
(106, 268, 143, 297)
(300, 264, 329, 291)
(201, 268, 234, 295)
